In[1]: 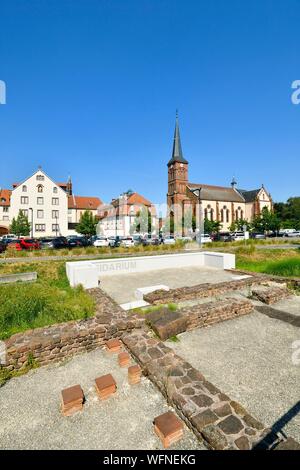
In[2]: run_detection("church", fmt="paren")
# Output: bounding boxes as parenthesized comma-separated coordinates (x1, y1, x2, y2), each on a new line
(167, 114, 272, 233)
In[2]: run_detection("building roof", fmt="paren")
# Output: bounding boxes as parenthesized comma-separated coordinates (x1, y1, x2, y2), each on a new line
(168, 112, 188, 166)
(0, 189, 11, 207)
(68, 195, 102, 210)
(237, 188, 261, 203)
(126, 192, 152, 206)
(187, 183, 245, 203)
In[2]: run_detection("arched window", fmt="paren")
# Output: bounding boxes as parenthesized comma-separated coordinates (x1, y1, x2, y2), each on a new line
(22, 185, 27, 192)
(210, 208, 214, 221)
(37, 184, 43, 193)
(204, 208, 208, 219)
(226, 209, 230, 223)
(53, 187, 58, 193)
(241, 210, 244, 219)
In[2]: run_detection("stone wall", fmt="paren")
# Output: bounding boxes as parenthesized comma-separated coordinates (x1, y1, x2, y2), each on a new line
(251, 286, 291, 305)
(3, 289, 144, 371)
(146, 298, 253, 340)
(143, 276, 267, 305)
(182, 298, 253, 331)
(122, 331, 281, 450)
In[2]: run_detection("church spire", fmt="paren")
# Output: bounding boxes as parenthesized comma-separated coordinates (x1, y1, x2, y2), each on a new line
(168, 111, 188, 166)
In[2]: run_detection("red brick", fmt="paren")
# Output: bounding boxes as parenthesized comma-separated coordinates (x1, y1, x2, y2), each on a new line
(95, 374, 117, 400)
(154, 411, 184, 448)
(106, 338, 122, 353)
(118, 352, 130, 367)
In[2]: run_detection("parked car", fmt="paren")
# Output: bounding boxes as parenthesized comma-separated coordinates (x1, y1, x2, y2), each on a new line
(0, 234, 17, 242)
(108, 236, 122, 248)
(250, 233, 266, 240)
(217, 232, 233, 242)
(196, 233, 212, 244)
(93, 237, 110, 247)
(163, 236, 176, 245)
(19, 238, 41, 250)
(120, 236, 135, 248)
(40, 237, 69, 249)
(132, 235, 143, 246)
(0, 241, 6, 253)
(176, 236, 193, 243)
(281, 230, 300, 238)
(230, 232, 245, 241)
(6, 240, 22, 251)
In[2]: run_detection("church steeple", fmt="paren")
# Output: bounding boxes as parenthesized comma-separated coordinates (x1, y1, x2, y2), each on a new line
(168, 111, 188, 166)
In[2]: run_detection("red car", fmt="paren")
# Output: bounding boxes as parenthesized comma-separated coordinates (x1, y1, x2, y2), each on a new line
(7, 239, 40, 251)
(19, 238, 41, 250)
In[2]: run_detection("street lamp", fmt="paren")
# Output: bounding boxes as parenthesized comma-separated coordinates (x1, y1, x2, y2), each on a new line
(29, 207, 33, 238)
(190, 187, 202, 249)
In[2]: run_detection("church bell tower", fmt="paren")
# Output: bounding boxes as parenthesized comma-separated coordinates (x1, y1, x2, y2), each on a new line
(167, 111, 189, 208)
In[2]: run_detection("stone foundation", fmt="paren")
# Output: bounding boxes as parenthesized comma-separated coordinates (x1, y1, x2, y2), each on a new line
(122, 331, 283, 450)
(251, 286, 291, 305)
(146, 298, 253, 340)
(2, 289, 144, 371)
(143, 276, 267, 305)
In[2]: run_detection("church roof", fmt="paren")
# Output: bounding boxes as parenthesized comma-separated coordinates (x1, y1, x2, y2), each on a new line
(168, 112, 188, 166)
(237, 188, 261, 202)
(187, 183, 245, 203)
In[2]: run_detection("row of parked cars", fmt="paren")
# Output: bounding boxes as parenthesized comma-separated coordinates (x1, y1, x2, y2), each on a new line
(0, 234, 91, 253)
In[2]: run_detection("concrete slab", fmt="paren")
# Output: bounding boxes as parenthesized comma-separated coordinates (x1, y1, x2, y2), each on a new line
(120, 300, 150, 311)
(100, 266, 234, 304)
(135, 285, 170, 300)
(170, 311, 300, 442)
(271, 296, 300, 317)
(0, 348, 205, 450)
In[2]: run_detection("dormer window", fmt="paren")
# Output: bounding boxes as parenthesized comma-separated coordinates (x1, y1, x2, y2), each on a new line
(22, 185, 27, 192)
(37, 184, 43, 193)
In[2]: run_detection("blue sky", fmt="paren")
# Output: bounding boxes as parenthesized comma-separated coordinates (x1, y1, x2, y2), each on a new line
(0, 0, 300, 204)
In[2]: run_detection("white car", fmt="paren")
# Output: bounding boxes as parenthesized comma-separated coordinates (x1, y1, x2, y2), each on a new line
(163, 236, 176, 245)
(281, 230, 300, 238)
(196, 233, 212, 243)
(1, 234, 17, 242)
(231, 232, 245, 241)
(93, 237, 109, 247)
(120, 237, 135, 247)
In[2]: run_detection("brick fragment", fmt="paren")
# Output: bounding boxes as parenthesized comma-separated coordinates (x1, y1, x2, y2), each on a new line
(154, 411, 184, 448)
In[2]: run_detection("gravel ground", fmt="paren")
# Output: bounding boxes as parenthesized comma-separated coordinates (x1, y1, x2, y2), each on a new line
(0, 348, 205, 450)
(170, 310, 300, 442)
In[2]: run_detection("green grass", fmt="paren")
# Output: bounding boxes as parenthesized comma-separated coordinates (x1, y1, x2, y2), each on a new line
(131, 303, 178, 316)
(236, 249, 300, 278)
(0, 261, 95, 340)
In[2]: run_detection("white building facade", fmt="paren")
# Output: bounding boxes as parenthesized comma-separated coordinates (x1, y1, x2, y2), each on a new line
(0, 169, 102, 237)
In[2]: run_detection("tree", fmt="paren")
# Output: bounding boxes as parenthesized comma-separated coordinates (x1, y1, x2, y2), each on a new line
(229, 218, 251, 232)
(130, 207, 152, 234)
(204, 218, 222, 234)
(274, 198, 300, 230)
(251, 207, 281, 233)
(10, 210, 31, 237)
(76, 210, 98, 237)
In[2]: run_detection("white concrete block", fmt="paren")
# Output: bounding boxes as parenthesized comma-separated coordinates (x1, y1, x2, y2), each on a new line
(135, 284, 170, 300)
(231, 275, 252, 280)
(120, 300, 150, 311)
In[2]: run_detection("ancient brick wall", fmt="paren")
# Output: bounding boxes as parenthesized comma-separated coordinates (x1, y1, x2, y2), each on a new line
(3, 289, 144, 371)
